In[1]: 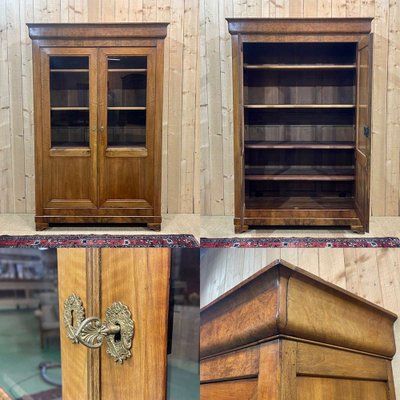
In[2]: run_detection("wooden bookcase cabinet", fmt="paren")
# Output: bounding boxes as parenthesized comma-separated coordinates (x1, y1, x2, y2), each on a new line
(228, 19, 373, 233)
(200, 260, 397, 400)
(28, 24, 168, 231)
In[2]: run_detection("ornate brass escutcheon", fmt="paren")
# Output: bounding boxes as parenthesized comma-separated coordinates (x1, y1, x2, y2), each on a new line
(63, 294, 135, 364)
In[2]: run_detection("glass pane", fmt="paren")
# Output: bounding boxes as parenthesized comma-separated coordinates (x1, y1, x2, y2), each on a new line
(50, 56, 90, 148)
(107, 56, 147, 148)
(108, 72, 146, 108)
(0, 249, 61, 399)
(108, 56, 147, 70)
(107, 110, 146, 147)
(51, 110, 89, 147)
(168, 249, 199, 400)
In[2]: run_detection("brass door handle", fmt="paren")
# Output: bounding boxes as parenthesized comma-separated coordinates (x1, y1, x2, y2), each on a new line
(63, 294, 134, 364)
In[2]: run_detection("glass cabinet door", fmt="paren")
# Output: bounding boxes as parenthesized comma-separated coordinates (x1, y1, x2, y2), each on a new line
(40, 48, 98, 210)
(107, 55, 148, 148)
(49, 56, 90, 147)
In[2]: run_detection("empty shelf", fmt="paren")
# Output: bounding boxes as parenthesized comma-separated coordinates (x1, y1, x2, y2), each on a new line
(244, 141, 355, 150)
(107, 107, 146, 110)
(245, 166, 355, 181)
(244, 104, 355, 109)
(244, 64, 357, 70)
(245, 196, 355, 210)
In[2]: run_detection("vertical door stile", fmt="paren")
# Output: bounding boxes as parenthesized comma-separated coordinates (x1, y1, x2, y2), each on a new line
(86, 248, 102, 400)
(354, 35, 372, 232)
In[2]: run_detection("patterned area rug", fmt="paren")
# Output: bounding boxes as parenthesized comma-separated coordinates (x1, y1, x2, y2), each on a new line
(0, 235, 199, 248)
(200, 237, 400, 248)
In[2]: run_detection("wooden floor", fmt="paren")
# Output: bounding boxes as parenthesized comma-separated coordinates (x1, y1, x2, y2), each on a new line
(201, 216, 400, 238)
(200, 247, 400, 396)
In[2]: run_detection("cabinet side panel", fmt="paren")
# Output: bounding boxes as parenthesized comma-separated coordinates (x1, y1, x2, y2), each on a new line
(200, 272, 279, 357)
(57, 249, 89, 400)
(101, 248, 170, 400)
(285, 275, 396, 356)
(296, 377, 389, 400)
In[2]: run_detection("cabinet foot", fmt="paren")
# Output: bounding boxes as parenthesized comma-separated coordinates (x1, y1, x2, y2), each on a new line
(234, 224, 249, 234)
(36, 222, 49, 231)
(147, 223, 161, 232)
(351, 224, 365, 234)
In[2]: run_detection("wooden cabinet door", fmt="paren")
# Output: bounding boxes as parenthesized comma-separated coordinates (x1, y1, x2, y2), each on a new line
(355, 35, 372, 232)
(39, 48, 98, 213)
(97, 47, 158, 213)
(58, 248, 170, 400)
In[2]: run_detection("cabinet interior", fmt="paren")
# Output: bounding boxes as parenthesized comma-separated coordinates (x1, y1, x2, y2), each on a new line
(243, 42, 357, 211)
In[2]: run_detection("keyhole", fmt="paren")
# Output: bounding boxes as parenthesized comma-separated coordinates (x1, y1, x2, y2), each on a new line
(114, 322, 121, 343)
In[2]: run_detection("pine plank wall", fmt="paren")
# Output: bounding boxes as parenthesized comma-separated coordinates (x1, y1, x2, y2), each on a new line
(200, 0, 400, 217)
(200, 247, 400, 394)
(0, 0, 199, 214)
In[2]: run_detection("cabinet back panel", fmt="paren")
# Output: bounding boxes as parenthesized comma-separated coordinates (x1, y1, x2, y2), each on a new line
(245, 125, 355, 143)
(246, 181, 354, 199)
(245, 149, 354, 167)
(243, 43, 357, 65)
(297, 377, 389, 400)
(244, 70, 355, 105)
(245, 108, 355, 125)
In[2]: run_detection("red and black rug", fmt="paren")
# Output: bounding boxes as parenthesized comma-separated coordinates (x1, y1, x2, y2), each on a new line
(200, 237, 400, 248)
(0, 235, 199, 248)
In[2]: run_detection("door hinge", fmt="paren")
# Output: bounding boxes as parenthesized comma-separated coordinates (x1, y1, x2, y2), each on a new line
(363, 126, 370, 138)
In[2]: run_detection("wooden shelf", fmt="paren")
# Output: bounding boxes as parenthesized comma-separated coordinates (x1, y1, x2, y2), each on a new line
(244, 141, 355, 150)
(51, 107, 89, 110)
(107, 107, 146, 110)
(244, 104, 355, 109)
(50, 69, 89, 72)
(108, 68, 147, 72)
(245, 166, 355, 181)
(245, 196, 355, 210)
(244, 64, 356, 70)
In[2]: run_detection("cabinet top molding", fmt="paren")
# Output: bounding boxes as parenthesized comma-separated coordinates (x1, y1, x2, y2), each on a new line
(226, 18, 373, 35)
(27, 23, 169, 40)
(200, 259, 397, 359)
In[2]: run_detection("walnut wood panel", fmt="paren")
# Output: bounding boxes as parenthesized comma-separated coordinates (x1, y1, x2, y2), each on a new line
(226, 18, 373, 35)
(296, 342, 389, 380)
(27, 23, 168, 39)
(200, 260, 397, 358)
(296, 377, 389, 400)
(200, 266, 279, 357)
(200, 346, 259, 383)
(101, 248, 170, 400)
(285, 271, 396, 356)
(57, 248, 170, 400)
(200, 379, 258, 400)
(57, 249, 89, 400)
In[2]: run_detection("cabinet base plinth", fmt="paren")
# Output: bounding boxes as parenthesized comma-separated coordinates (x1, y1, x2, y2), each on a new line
(234, 224, 249, 234)
(147, 223, 161, 231)
(35, 222, 49, 231)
